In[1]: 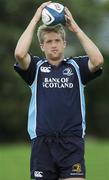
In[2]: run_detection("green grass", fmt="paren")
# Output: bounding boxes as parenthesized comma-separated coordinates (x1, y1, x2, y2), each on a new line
(0, 143, 30, 180)
(0, 138, 109, 180)
(85, 138, 109, 180)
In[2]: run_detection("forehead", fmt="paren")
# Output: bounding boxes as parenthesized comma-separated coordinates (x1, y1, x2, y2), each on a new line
(43, 32, 63, 41)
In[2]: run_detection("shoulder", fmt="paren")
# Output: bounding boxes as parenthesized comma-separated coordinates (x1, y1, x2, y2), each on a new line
(31, 55, 46, 64)
(66, 55, 89, 63)
(65, 56, 89, 69)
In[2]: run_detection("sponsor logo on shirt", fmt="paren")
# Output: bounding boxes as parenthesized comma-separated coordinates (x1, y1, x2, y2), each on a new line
(34, 171, 43, 178)
(42, 77, 73, 88)
(40, 66, 51, 73)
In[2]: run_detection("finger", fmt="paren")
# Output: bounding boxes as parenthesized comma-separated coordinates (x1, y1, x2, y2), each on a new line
(64, 7, 68, 15)
(65, 15, 70, 21)
(41, 1, 52, 9)
(65, 7, 73, 18)
(64, 7, 70, 13)
(64, 7, 68, 11)
(65, 15, 68, 22)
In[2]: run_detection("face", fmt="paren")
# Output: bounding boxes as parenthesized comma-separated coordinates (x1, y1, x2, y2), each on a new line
(40, 32, 66, 62)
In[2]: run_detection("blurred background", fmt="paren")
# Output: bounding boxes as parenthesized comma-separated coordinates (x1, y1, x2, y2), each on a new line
(0, 0, 109, 180)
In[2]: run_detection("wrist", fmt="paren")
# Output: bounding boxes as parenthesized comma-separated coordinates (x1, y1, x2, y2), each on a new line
(75, 28, 84, 37)
(32, 15, 39, 25)
(70, 21, 80, 33)
(29, 16, 39, 31)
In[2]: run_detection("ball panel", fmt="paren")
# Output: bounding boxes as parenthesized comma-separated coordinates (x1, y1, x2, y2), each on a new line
(42, 8, 55, 26)
(45, 7, 65, 25)
(46, 3, 64, 13)
(41, 2, 65, 26)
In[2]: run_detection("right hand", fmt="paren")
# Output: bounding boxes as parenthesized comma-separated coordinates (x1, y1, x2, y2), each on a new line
(34, 1, 52, 23)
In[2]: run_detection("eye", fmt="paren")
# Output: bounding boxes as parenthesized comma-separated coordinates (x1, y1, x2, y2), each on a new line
(46, 40, 52, 44)
(55, 39, 61, 42)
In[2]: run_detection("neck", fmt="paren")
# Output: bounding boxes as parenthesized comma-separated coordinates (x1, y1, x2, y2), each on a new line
(47, 56, 64, 67)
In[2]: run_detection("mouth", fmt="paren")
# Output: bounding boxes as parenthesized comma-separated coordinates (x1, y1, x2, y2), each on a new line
(51, 49, 58, 53)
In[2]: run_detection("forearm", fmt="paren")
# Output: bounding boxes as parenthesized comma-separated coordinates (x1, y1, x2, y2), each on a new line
(65, 7, 104, 71)
(14, 1, 51, 60)
(75, 28, 104, 68)
(15, 16, 38, 59)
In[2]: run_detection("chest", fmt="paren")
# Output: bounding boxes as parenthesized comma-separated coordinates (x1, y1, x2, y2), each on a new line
(38, 63, 79, 90)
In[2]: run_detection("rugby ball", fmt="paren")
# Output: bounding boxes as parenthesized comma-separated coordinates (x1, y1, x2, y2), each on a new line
(42, 2, 65, 26)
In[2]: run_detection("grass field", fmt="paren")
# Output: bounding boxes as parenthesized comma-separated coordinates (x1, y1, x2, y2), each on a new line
(0, 138, 109, 180)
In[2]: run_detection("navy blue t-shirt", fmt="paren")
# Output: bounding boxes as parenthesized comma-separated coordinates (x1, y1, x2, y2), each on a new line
(14, 55, 102, 139)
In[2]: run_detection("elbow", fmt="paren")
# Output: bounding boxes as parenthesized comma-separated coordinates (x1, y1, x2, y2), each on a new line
(14, 48, 25, 61)
(94, 54, 104, 69)
(89, 54, 104, 72)
(97, 54, 104, 67)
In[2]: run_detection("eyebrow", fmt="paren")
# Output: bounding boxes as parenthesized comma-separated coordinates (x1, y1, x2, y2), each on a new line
(45, 37, 62, 42)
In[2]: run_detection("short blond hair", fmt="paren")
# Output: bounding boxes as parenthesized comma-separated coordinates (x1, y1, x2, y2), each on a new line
(37, 24, 66, 44)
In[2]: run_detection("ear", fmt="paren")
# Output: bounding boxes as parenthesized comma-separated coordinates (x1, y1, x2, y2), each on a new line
(40, 44, 45, 52)
(64, 41, 66, 48)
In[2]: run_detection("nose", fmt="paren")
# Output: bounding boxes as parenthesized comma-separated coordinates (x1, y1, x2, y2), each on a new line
(51, 41, 57, 48)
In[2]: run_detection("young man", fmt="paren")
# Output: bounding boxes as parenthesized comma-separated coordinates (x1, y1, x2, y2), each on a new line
(14, 2, 104, 180)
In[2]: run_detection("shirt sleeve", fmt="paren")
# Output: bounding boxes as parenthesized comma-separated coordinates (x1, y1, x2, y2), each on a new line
(14, 55, 38, 86)
(73, 56, 102, 85)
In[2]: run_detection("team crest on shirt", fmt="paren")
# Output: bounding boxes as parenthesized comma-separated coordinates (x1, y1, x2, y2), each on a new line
(72, 163, 82, 173)
(63, 68, 73, 76)
(40, 66, 51, 73)
(70, 163, 84, 176)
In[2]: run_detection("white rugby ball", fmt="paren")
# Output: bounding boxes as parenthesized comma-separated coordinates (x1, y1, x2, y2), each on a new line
(42, 2, 65, 26)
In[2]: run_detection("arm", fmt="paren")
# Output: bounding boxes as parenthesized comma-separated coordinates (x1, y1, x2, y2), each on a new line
(64, 7, 104, 72)
(14, 1, 51, 70)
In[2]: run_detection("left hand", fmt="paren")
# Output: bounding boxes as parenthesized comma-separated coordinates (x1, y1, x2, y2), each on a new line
(64, 7, 79, 33)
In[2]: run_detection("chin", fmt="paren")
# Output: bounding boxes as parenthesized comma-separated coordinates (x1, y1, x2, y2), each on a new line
(49, 53, 63, 61)
(51, 57, 60, 61)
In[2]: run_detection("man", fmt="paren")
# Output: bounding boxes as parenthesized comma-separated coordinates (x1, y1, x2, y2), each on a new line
(14, 1, 104, 180)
